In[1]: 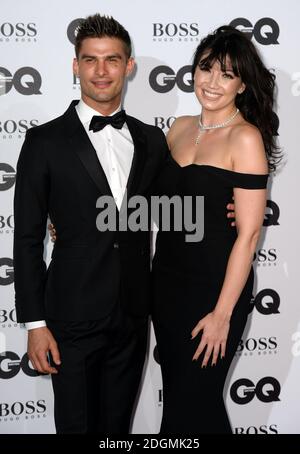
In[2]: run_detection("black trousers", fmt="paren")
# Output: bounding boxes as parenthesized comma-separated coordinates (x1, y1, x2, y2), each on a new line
(47, 303, 148, 434)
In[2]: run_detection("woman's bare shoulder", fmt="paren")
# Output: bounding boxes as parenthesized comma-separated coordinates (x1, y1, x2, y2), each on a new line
(229, 122, 268, 174)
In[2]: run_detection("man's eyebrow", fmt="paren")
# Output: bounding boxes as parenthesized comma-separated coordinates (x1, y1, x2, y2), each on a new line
(80, 53, 123, 59)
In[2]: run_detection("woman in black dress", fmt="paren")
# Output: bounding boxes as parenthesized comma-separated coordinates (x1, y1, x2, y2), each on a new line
(152, 26, 280, 434)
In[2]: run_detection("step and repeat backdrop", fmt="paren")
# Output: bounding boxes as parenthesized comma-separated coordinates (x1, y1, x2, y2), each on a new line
(1, 0, 299, 434)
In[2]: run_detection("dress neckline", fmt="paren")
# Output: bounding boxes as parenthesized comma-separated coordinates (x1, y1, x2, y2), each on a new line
(169, 154, 268, 177)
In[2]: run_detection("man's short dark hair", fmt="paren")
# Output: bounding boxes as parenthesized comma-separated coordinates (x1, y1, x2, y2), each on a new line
(75, 14, 132, 59)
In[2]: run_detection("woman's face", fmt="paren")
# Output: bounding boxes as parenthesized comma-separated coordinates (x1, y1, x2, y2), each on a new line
(193, 55, 245, 112)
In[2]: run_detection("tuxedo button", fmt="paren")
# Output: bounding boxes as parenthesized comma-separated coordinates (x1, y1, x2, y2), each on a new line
(113, 242, 119, 249)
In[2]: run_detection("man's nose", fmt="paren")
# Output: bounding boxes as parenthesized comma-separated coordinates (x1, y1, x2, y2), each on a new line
(95, 60, 107, 76)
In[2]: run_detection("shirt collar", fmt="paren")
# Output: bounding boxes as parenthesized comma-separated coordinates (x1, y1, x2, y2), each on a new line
(76, 99, 122, 125)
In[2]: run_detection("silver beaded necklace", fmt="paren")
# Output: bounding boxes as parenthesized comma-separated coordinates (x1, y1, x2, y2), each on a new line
(195, 108, 240, 145)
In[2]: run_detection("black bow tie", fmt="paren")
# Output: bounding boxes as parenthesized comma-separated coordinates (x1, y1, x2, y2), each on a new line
(89, 110, 126, 132)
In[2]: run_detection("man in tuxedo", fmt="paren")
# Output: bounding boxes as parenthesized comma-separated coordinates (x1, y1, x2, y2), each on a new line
(14, 13, 169, 434)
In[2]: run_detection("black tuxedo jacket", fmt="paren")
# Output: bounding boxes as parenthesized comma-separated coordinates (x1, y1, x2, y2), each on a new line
(14, 101, 169, 322)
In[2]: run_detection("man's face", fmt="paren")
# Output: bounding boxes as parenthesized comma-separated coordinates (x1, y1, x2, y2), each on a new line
(73, 37, 134, 114)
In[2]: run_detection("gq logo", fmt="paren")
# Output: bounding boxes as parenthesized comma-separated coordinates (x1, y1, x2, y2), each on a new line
(230, 377, 281, 404)
(0, 258, 14, 285)
(230, 18, 279, 45)
(264, 200, 280, 226)
(0, 67, 42, 95)
(67, 18, 84, 44)
(250, 288, 280, 315)
(149, 65, 193, 93)
(0, 164, 16, 191)
(0, 351, 40, 378)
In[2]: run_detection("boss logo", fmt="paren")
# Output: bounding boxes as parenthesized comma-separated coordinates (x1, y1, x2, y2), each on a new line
(230, 377, 281, 404)
(0, 351, 40, 379)
(0, 22, 37, 40)
(0, 258, 14, 285)
(235, 424, 278, 434)
(0, 67, 42, 95)
(154, 117, 176, 130)
(0, 400, 46, 417)
(149, 65, 193, 93)
(158, 389, 163, 405)
(72, 74, 80, 89)
(153, 23, 200, 40)
(0, 215, 14, 230)
(0, 119, 38, 138)
(230, 17, 279, 45)
(0, 308, 17, 325)
(254, 248, 277, 266)
(236, 336, 277, 355)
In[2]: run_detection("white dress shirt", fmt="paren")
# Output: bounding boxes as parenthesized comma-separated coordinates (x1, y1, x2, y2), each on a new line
(25, 99, 134, 330)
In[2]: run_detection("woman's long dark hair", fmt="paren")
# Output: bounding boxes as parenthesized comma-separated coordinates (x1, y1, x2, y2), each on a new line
(192, 25, 281, 171)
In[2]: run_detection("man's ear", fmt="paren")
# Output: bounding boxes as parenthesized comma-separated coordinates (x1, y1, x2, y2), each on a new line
(73, 58, 79, 77)
(126, 57, 135, 77)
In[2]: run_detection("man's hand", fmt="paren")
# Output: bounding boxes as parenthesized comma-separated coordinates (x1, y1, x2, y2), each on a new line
(227, 200, 236, 227)
(48, 223, 56, 242)
(28, 326, 61, 374)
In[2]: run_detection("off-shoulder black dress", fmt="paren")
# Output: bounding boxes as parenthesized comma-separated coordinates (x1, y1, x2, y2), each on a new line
(152, 157, 268, 434)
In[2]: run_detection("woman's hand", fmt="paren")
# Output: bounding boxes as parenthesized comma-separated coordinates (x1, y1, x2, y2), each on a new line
(227, 196, 236, 227)
(48, 223, 56, 242)
(191, 311, 230, 367)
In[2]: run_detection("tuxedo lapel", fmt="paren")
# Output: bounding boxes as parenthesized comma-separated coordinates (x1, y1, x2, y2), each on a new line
(125, 115, 148, 199)
(63, 101, 113, 197)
